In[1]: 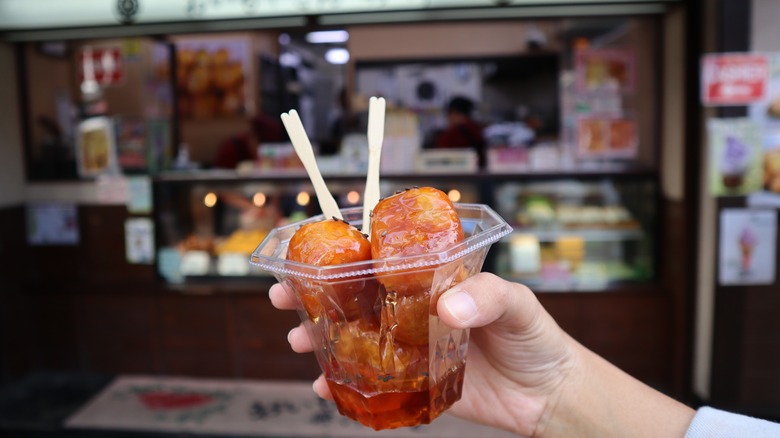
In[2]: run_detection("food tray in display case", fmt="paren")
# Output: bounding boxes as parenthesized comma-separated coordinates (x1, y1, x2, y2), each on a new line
(492, 178, 657, 291)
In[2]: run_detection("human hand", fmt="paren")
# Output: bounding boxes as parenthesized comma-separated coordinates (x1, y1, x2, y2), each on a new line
(270, 273, 695, 437)
(269, 273, 572, 436)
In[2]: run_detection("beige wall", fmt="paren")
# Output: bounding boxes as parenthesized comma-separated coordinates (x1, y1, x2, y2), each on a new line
(661, 7, 686, 201)
(0, 43, 25, 207)
(348, 21, 562, 61)
(693, 0, 720, 401)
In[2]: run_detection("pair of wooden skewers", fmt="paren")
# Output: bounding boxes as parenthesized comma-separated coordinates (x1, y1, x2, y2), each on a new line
(280, 96, 386, 238)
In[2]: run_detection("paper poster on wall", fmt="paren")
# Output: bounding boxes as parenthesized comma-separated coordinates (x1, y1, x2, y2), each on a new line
(702, 53, 769, 106)
(26, 204, 79, 246)
(719, 208, 777, 286)
(127, 176, 152, 214)
(76, 117, 119, 178)
(175, 38, 249, 119)
(115, 117, 147, 171)
(708, 118, 763, 196)
(575, 49, 636, 94)
(125, 218, 154, 264)
(577, 116, 638, 158)
(746, 54, 780, 194)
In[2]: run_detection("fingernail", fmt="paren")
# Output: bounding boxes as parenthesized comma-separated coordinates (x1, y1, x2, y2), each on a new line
(443, 290, 478, 323)
(287, 328, 295, 344)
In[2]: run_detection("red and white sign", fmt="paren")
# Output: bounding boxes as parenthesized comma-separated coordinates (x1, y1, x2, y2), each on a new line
(702, 54, 769, 105)
(79, 47, 123, 86)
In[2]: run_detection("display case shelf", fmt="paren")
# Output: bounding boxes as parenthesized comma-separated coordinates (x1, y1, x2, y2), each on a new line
(153, 169, 658, 292)
(505, 227, 644, 243)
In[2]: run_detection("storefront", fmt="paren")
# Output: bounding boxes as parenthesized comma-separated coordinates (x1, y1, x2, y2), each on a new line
(5, 0, 761, 433)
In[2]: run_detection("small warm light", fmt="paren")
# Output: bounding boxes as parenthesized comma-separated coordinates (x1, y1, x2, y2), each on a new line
(204, 192, 217, 208)
(447, 189, 461, 203)
(252, 192, 267, 207)
(347, 190, 360, 204)
(296, 192, 310, 206)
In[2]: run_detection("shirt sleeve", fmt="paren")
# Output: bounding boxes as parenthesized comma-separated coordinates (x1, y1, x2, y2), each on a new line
(685, 406, 780, 438)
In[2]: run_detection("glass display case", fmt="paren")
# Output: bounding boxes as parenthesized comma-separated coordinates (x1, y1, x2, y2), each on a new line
(491, 176, 656, 291)
(153, 169, 657, 292)
(153, 171, 481, 283)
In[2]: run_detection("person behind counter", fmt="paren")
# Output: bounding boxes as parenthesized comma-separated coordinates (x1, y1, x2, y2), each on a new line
(435, 96, 487, 169)
(213, 114, 285, 169)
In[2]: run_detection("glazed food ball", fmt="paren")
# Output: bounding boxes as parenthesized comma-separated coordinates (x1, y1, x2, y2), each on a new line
(370, 187, 464, 296)
(287, 218, 374, 321)
(391, 292, 430, 346)
(331, 320, 426, 388)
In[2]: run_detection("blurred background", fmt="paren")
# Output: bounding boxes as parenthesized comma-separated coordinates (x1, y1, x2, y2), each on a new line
(0, 0, 779, 435)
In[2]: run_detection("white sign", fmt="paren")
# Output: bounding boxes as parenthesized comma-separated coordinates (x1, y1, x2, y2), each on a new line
(719, 208, 777, 286)
(125, 218, 154, 264)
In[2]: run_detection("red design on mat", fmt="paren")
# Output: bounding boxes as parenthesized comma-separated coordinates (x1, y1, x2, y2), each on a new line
(138, 391, 214, 410)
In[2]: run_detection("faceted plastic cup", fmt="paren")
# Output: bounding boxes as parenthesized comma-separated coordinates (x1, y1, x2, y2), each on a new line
(250, 204, 511, 430)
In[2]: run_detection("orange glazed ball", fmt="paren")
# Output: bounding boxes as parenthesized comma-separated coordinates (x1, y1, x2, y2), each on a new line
(288, 218, 371, 266)
(370, 187, 464, 296)
(286, 218, 373, 320)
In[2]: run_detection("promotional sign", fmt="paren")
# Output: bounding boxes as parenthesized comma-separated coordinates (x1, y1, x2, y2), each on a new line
(702, 54, 769, 105)
(79, 47, 123, 86)
(719, 208, 777, 286)
(708, 118, 763, 196)
(577, 116, 638, 159)
(76, 117, 119, 178)
(575, 49, 636, 94)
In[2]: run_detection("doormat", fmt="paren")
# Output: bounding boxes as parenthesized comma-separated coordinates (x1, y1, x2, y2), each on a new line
(65, 376, 515, 437)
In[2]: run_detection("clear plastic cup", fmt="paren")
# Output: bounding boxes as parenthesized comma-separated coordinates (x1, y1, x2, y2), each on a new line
(250, 203, 512, 430)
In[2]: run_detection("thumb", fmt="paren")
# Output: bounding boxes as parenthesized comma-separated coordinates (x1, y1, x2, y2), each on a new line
(437, 272, 542, 333)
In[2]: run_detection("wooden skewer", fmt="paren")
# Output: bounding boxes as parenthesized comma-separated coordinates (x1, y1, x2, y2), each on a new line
(280, 110, 343, 220)
(362, 96, 386, 236)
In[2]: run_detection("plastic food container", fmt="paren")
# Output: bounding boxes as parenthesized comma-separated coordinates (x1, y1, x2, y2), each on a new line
(250, 203, 512, 430)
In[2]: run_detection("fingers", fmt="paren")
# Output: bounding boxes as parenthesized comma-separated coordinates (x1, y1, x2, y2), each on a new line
(270, 283, 329, 401)
(313, 374, 334, 400)
(269, 283, 298, 310)
(287, 323, 314, 353)
(437, 272, 543, 333)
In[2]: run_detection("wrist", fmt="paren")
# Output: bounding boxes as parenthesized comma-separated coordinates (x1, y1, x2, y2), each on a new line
(535, 341, 695, 438)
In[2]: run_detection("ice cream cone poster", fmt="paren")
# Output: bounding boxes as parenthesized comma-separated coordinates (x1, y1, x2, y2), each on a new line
(719, 208, 777, 286)
(708, 118, 763, 196)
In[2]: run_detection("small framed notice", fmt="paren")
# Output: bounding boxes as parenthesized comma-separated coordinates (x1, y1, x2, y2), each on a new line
(26, 204, 79, 246)
(125, 218, 154, 264)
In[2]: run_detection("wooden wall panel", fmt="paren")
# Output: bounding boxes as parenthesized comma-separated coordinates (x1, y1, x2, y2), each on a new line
(230, 294, 319, 380)
(74, 294, 160, 374)
(157, 294, 234, 377)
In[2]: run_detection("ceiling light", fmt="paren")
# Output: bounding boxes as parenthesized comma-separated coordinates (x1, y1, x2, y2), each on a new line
(325, 48, 350, 65)
(305, 30, 349, 44)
